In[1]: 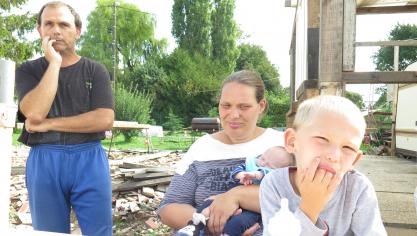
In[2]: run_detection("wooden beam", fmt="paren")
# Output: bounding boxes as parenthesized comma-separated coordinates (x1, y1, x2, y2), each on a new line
(319, 0, 344, 95)
(112, 121, 151, 130)
(357, 5, 417, 14)
(342, 71, 417, 84)
(357, 0, 417, 7)
(356, 40, 417, 47)
(133, 172, 174, 181)
(308, 0, 320, 28)
(343, 0, 356, 72)
(296, 79, 318, 101)
(112, 177, 172, 192)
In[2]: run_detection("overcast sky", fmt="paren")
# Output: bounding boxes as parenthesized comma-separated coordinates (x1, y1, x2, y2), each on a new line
(18, 0, 417, 104)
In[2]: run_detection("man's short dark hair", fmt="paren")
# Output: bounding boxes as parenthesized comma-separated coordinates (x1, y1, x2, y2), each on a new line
(37, 1, 82, 29)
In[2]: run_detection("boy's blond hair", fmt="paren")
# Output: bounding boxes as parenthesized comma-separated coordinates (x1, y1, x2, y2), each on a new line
(293, 95, 366, 137)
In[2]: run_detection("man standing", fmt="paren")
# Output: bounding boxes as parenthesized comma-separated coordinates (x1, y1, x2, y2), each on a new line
(15, 1, 114, 235)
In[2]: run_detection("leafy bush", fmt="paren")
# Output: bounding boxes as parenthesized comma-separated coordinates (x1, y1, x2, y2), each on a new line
(162, 110, 184, 133)
(114, 84, 153, 142)
(259, 89, 290, 128)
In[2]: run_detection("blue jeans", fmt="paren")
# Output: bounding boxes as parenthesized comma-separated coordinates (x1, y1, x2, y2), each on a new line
(26, 141, 112, 235)
(198, 199, 261, 236)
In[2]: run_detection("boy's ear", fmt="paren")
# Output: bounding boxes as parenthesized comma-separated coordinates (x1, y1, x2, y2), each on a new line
(284, 128, 296, 153)
(352, 151, 363, 166)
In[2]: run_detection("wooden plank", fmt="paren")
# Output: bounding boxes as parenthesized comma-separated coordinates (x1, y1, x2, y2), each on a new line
(145, 167, 172, 173)
(390, 84, 399, 155)
(319, 0, 344, 95)
(112, 121, 151, 130)
(127, 151, 173, 162)
(396, 128, 417, 135)
(112, 177, 172, 192)
(308, 0, 320, 28)
(342, 71, 417, 84)
(119, 162, 147, 169)
(357, 0, 417, 7)
(357, 5, 417, 14)
(356, 40, 417, 47)
(119, 168, 147, 175)
(307, 28, 319, 80)
(296, 79, 318, 101)
(343, 0, 356, 72)
(133, 172, 174, 181)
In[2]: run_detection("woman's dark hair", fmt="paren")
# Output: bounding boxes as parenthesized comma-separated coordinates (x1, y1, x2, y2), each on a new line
(220, 70, 268, 113)
(221, 70, 265, 102)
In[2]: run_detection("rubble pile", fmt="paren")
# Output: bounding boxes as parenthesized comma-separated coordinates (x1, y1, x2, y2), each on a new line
(9, 146, 183, 235)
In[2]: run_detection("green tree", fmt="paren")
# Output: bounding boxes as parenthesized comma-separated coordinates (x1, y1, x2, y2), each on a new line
(373, 86, 390, 111)
(372, 24, 417, 71)
(172, 0, 211, 56)
(155, 48, 224, 125)
(211, 0, 239, 72)
(235, 43, 281, 93)
(162, 110, 184, 132)
(79, 0, 167, 75)
(260, 89, 290, 128)
(345, 91, 365, 110)
(0, 0, 38, 64)
(126, 60, 168, 96)
(372, 24, 417, 112)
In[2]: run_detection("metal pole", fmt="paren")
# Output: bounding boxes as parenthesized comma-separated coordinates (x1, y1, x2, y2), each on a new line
(0, 59, 15, 104)
(0, 59, 16, 230)
(112, 1, 117, 89)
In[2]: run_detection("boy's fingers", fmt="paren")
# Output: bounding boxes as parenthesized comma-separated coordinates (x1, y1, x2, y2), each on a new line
(327, 173, 343, 192)
(313, 168, 326, 182)
(321, 171, 333, 185)
(305, 158, 320, 181)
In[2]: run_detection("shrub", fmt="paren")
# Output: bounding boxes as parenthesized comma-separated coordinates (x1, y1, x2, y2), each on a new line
(162, 110, 184, 133)
(114, 84, 153, 142)
(259, 89, 290, 128)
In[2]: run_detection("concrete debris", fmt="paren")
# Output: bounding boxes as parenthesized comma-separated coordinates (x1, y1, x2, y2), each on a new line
(9, 145, 183, 235)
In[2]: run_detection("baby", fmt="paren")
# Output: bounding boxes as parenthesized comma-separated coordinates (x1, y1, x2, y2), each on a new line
(178, 146, 294, 236)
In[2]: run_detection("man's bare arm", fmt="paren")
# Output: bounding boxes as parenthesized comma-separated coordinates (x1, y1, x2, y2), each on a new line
(20, 37, 62, 123)
(25, 108, 114, 133)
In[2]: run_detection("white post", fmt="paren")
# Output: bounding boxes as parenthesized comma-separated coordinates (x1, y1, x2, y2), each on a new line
(0, 59, 17, 230)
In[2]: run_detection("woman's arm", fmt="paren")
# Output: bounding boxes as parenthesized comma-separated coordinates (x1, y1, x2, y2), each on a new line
(159, 203, 197, 229)
(207, 184, 260, 235)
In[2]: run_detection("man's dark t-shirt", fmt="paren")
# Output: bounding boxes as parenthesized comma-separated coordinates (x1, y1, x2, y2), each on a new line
(15, 57, 114, 146)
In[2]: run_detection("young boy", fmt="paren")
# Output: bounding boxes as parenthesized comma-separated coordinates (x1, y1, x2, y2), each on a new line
(260, 95, 387, 236)
(178, 146, 294, 236)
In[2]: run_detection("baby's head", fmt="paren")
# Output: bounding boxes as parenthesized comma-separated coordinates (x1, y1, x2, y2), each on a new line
(284, 95, 366, 176)
(257, 146, 295, 169)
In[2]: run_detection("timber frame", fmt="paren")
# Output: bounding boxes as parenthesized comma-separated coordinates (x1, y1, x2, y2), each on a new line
(286, 0, 417, 155)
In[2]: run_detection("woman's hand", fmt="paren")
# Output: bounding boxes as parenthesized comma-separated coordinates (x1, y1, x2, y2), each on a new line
(206, 191, 239, 235)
